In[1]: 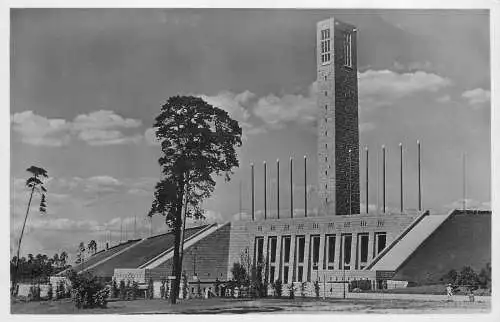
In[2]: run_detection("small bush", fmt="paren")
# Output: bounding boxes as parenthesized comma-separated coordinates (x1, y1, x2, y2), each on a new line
(314, 280, 320, 298)
(300, 282, 306, 297)
(164, 280, 170, 300)
(47, 283, 53, 300)
(125, 280, 133, 300)
(273, 279, 283, 297)
(214, 278, 221, 297)
(160, 280, 166, 299)
(56, 280, 65, 299)
(29, 285, 41, 301)
(131, 281, 139, 300)
(147, 277, 154, 299)
(111, 279, 119, 298)
(119, 280, 126, 300)
(67, 271, 109, 309)
(349, 279, 372, 291)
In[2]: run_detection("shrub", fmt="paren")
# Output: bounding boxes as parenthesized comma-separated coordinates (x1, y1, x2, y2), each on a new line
(300, 282, 306, 297)
(67, 271, 109, 309)
(125, 280, 133, 300)
(29, 284, 41, 301)
(349, 279, 372, 292)
(56, 280, 65, 299)
(47, 283, 53, 300)
(160, 280, 166, 299)
(457, 266, 479, 289)
(214, 278, 221, 297)
(273, 279, 283, 297)
(131, 281, 139, 300)
(251, 263, 265, 298)
(111, 279, 119, 298)
(147, 277, 154, 299)
(164, 280, 170, 300)
(231, 262, 250, 287)
(119, 280, 126, 300)
(441, 269, 459, 285)
(478, 263, 491, 289)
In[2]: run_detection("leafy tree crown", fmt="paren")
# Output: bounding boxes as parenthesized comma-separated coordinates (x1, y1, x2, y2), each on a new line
(148, 95, 242, 226)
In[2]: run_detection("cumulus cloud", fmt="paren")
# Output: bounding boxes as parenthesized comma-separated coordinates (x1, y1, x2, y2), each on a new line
(461, 88, 490, 107)
(200, 91, 253, 123)
(72, 110, 141, 131)
(11, 111, 71, 146)
(210, 69, 451, 130)
(197, 90, 268, 138)
(359, 70, 452, 109)
(253, 82, 317, 129)
(77, 129, 142, 146)
(11, 110, 143, 147)
(393, 61, 433, 72)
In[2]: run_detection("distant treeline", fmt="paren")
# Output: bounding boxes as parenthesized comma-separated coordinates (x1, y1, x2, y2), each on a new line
(10, 252, 71, 283)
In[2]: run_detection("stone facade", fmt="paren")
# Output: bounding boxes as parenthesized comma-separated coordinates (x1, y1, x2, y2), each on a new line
(228, 212, 422, 285)
(317, 17, 360, 216)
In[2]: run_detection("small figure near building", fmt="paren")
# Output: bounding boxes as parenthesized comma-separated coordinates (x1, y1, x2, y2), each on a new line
(468, 288, 475, 302)
(446, 283, 454, 301)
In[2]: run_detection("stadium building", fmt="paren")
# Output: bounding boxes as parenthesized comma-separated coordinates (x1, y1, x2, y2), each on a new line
(64, 17, 491, 298)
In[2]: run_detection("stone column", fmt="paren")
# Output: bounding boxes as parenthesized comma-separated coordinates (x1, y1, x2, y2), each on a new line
(351, 233, 358, 271)
(289, 234, 296, 282)
(303, 233, 311, 282)
(335, 233, 342, 270)
(367, 232, 375, 262)
(317, 234, 326, 275)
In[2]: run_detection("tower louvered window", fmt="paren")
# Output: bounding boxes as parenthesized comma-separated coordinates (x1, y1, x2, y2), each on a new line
(320, 28, 331, 63)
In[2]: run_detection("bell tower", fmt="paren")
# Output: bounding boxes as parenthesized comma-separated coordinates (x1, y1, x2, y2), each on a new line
(317, 17, 360, 216)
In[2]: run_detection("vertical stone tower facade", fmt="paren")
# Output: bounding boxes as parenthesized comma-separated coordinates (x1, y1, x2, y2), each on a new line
(317, 18, 360, 216)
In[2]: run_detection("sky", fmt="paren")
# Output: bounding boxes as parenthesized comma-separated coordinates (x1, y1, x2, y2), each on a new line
(9, 9, 491, 259)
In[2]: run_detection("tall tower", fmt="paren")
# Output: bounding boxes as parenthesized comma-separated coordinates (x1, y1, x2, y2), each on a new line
(317, 17, 360, 216)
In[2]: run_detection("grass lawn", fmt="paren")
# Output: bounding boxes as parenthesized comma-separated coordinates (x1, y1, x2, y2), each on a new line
(11, 297, 490, 314)
(363, 284, 491, 296)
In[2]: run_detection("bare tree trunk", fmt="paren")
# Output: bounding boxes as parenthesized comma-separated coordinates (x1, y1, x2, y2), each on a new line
(12, 185, 35, 295)
(170, 217, 182, 304)
(170, 187, 185, 304)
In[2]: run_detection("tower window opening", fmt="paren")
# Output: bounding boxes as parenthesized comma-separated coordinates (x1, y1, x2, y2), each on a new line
(325, 91, 328, 96)
(320, 28, 331, 63)
(344, 31, 352, 67)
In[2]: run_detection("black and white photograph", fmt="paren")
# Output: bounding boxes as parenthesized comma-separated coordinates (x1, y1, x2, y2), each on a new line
(5, 2, 497, 317)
